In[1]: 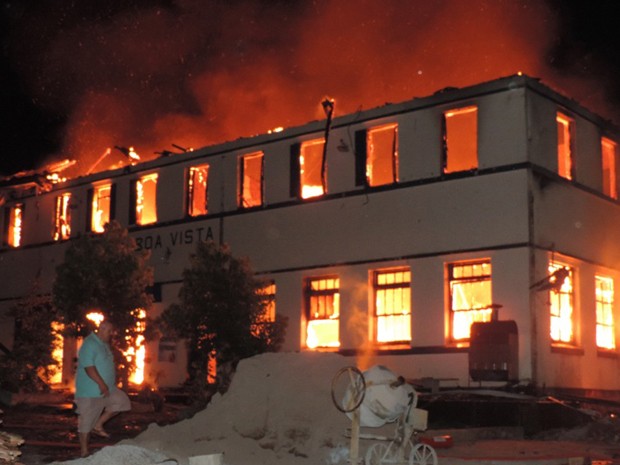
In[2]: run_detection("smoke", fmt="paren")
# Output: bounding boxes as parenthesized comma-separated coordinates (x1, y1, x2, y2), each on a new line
(4, 0, 616, 176)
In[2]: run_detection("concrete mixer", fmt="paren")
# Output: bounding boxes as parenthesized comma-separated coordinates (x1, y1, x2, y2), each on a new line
(331, 365, 437, 465)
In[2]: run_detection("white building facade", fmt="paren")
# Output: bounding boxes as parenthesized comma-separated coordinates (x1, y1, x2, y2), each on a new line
(2, 74, 620, 397)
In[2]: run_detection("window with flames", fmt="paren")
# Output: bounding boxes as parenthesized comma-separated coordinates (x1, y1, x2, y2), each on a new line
(90, 183, 112, 233)
(557, 112, 574, 180)
(595, 275, 615, 350)
(53, 193, 72, 241)
(367, 123, 399, 187)
(448, 260, 493, 341)
(548, 262, 575, 344)
(373, 268, 411, 344)
(5, 203, 23, 247)
(443, 106, 478, 174)
(187, 164, 209, 216)
(135, 173, 158, 225)
(300, 139, 326, 199)
(239, 152, 264, 208)
(305, 276, 340, 349)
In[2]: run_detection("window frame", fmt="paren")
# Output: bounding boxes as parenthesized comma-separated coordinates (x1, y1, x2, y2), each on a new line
(134, 172, 158, 226)
(548, 261, 576, 345)
(602, 137, 617, 199)
(298, 138, 327, 199)
(304, 275, 340, 349)
(366, 123, 399, 187)
(238, 151, 264, 208)
(187, 164, 210, 217)
(89, 182, 114, 233)
(556, 112, 575, 180)
(442, 105, 478, 174)
(447, 259, 493, 342)
(372, 267, 411, 345)
(595, 274, 615, 351)
(4, 203, 24, 248)
(53, 193, 72, 241)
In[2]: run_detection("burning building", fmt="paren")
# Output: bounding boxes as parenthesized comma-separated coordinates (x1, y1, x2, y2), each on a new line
(1, 74, 620, 398)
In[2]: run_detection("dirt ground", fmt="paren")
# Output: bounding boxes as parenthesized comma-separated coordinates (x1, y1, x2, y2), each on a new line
(1, 395, 184, 465)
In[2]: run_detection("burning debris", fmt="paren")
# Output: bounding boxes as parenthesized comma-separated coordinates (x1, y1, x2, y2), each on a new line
(0, 410, 24, 465)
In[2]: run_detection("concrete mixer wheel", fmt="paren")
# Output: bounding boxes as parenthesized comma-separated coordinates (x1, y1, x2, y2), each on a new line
(408, 443, 437, 465)
(331, 366, 366, 413)
(364, 442, 390, 465)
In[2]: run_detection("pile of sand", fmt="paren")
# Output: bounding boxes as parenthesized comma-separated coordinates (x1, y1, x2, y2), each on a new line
(52, 352, 355, 465)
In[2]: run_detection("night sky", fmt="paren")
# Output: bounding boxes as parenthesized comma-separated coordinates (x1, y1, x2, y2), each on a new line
(2, 0, 620, 177)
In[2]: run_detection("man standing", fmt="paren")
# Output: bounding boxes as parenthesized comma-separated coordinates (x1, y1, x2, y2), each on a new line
(75, 320, 131, 457)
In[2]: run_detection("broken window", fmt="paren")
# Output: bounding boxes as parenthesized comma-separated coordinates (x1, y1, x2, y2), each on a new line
(443, 106, 478, 173)
(373, 268, 411, 344)
(305, 276, 340, 349)
(135, 173, 158, 225)
(602, 137, 617, 199)
(187, 164, 209, 216)
(53, 193, 72, 241)
(595, 275, 615, 350)
(549, 262, 575, 344)
(239, 152, 264, 208)
(448, 260, 493, 341)
(4, 203, 23, 247)
(300, 139, 326, 199)
(367, 124, 399, 186)
(90, 183, 113, 233)
(557, 112, 574, 180)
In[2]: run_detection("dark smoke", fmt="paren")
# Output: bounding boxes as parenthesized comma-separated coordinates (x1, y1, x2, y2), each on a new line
(1, 0, 619, 177)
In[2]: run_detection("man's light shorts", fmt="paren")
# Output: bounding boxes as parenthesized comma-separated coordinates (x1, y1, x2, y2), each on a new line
(75, 387, 131, 433)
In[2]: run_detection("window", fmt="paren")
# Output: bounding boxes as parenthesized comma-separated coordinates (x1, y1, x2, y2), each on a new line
(602, 137, 617, 199)
(300, 139, 326, 199)
(373, 268, 411, 344)
(305, 276, 340, 349)
(53, 193, 72, 241)
(557, 112, 574, 180)
(595, 275, 615, 350)
(187, 164, 209, 216)
(90, 183, 113, 233)
(239, 152, 264, 208)
(135, 173, 158, 225)
(253, 281, 276, 337)
(4, 204, 23, 247)
(448, 260, 493, 341)
(548, 262, 575, 344)
(367, 124, 399, 186)
(443, 106, 478, 173)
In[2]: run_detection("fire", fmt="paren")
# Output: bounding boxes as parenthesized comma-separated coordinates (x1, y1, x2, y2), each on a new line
(85, 310, 146, 386)
(7, 204, 22, 247)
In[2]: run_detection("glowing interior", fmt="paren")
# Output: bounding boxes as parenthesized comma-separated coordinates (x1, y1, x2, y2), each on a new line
(8, 204, 22, 247)
(49, 321, 64, 384)
(449, 261, 492, 340)
(306, 277, 340, 348)
(556, 113, 573, 180)
(91, 184, 112, 233)
(595, 275, 615, 349)
(444, 106, 478, 173)
(188, 164, 209, 216)
(136, 173, 158, 225)
(374, 269, 411, 343)
(54, 193, 72, 241)
(367, 123, 399, 186)
(602, 137, 617, 199)
(549, 262, 574, 343)
(240, 152, 263, 207)
(300, 139, 326, 199)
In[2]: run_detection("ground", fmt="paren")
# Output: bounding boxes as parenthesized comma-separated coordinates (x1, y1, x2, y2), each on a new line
(0, 392, 183, 464)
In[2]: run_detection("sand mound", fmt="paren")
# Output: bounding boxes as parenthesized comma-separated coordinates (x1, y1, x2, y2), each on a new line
(54, 352, 355, 465)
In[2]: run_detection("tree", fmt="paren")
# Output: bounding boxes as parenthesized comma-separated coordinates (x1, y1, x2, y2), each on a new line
(52, 220, 153, 385)
(0, 291, 59, 392)
(158, 240, 287, 397)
